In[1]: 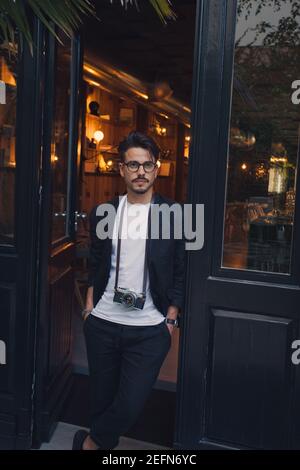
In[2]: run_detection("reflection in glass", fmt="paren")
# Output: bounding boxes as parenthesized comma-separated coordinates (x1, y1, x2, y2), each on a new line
(51, 35, 72, 243)
(0, 42, 17, 245)
(222, 1, 300, 274)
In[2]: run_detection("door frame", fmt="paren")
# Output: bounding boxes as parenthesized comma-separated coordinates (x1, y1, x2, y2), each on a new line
(0, 17, 44, 449)
(32, 29, 83, 447)
(175, 0, 230, 448)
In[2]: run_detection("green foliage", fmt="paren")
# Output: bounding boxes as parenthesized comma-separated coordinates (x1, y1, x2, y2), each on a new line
(237, 0, 300, 46)
(109, 0, 175, 23)
(0, 0, 175, 53)
(0, 0, 96, 53)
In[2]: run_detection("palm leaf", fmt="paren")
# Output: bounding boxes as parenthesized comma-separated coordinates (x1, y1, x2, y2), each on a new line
(148, 0, 176, 22)
(0, 0, 96, 53)
(110, 0, 176, 23)
(0, 0, 33, 49)
(0, 0, 175, 54)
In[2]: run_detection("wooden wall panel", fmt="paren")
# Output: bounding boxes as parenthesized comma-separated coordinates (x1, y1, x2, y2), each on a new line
(206, 308, 295, 449)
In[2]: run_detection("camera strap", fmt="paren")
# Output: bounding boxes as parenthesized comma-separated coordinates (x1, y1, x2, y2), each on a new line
(114, 195, 154, 297)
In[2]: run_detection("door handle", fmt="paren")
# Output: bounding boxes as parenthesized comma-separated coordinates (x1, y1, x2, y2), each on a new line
(75, 211, 88, 220)
(54, 211, 66, 217)
(75, 211, 88, 231)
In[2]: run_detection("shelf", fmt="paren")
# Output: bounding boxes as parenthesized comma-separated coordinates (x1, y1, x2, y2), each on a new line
(84, 171, 171, 178)
(84, 171, 120, 177)
(86, 113, 100, 120)
(86, 113, 111, 123)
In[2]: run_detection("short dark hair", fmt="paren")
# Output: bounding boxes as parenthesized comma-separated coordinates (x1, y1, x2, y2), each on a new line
(118, 131, 160, 162)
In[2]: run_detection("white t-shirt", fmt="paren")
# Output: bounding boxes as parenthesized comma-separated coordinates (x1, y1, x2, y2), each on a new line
(91, 194, 165, 326)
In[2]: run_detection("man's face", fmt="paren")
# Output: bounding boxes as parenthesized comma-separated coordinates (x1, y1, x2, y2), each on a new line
(119, 147, 159, 194)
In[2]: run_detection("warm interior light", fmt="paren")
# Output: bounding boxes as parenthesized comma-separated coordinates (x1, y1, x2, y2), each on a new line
(230, 128, 256, 149)
(94, 130, 104, 143)
(270, 156, 288, 164)
(134, 90, 149, 100)
(107, 160, 113, 167)
(156, 160, 161, 168)
(86, 79, 101, 88)
(98, 154, 107, 171)
(0, 57, 16, 86)
(268, 167, 288, 194)
(83, 65, 102, 78)
(50, 143, 58, 164)
(241, 163, 247, 170)
(150, 119, 168, 137)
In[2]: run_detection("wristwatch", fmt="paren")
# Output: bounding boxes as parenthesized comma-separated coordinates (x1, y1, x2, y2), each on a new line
(165, 317, 178, 327)
(81, 308, 92, 320)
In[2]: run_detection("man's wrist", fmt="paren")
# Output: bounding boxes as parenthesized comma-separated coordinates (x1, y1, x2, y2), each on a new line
(167, 305, 179, 319)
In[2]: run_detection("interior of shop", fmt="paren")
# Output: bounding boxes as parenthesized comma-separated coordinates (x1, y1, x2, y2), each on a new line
(68, 0, 196, 447)
(0, 45, 17, 245)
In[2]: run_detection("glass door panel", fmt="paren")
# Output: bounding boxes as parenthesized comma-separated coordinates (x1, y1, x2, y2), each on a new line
(222, 0, 300, 274)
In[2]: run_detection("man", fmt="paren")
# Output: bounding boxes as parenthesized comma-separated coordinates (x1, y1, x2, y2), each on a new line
(72, 131, 185, 450)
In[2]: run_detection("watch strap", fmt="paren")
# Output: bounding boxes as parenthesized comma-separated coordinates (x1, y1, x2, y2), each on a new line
(165, 317, 178, 327)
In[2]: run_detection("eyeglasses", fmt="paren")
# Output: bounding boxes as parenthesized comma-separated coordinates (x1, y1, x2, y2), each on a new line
(122, 160, 157, 173)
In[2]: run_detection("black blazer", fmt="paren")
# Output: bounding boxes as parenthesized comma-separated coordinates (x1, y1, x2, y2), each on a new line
(87, 192, 185, 317)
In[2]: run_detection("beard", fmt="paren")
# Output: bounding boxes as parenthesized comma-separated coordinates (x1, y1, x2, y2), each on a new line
(132, 187, 148, 194)
(129, 179, 154, 194)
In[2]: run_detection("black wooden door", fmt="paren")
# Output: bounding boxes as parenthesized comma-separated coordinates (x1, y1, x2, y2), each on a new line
(175, 0, 300, 450)
(32, 31, 82, 446)
(0, 24, 44, 449)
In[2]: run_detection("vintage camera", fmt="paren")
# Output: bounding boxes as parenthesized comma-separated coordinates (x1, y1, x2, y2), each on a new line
(113, 287, 146, 310)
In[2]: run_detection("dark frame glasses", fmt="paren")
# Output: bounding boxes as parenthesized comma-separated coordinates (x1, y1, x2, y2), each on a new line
(122, 160, 157, 173)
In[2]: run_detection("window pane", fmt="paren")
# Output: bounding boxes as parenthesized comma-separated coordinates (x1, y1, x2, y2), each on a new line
(0, 43, 17, 246)
(51, 35, 72, 243)
(222, 1, 300, 274)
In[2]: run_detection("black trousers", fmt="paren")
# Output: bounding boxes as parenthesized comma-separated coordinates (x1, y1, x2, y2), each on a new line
(83, 314, 171, 449)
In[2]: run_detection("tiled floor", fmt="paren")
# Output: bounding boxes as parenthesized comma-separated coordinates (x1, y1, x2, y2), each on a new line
(40, 422, 169, 450)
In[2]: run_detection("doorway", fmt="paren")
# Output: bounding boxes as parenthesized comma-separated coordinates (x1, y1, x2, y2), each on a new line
(67, 0, 197, 448)
(33, 0, 197, 449)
